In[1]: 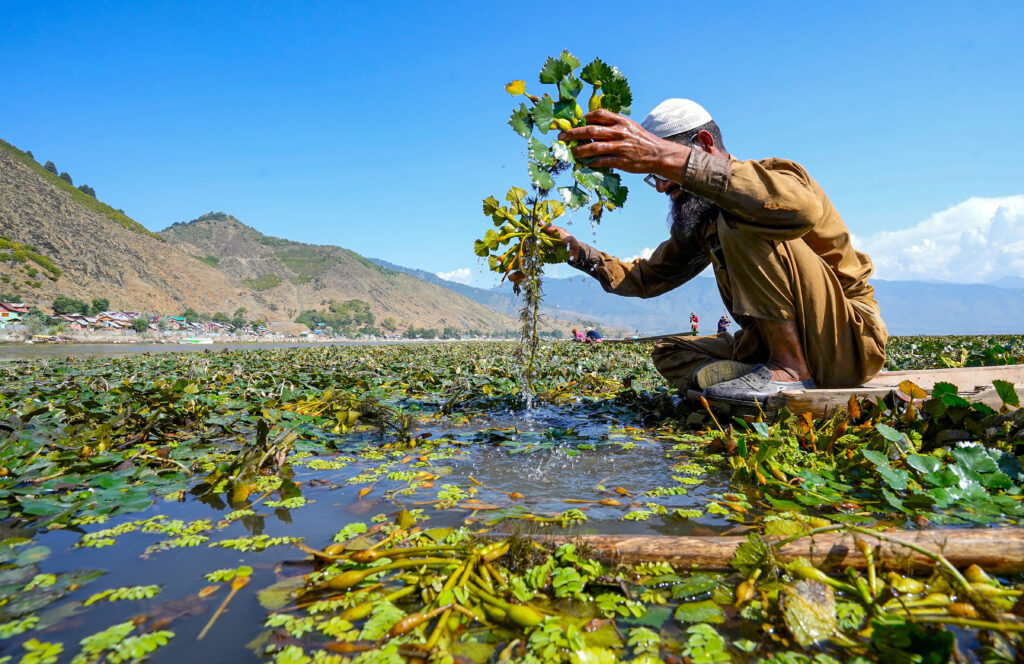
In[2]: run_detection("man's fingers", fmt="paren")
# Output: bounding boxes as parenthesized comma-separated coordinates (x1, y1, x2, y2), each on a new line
(581, 109, 621, 125)
(558, 124, 624, 143)
(569, 140, 628, 159)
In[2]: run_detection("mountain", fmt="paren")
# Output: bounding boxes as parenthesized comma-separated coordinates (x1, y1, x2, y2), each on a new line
(0, 139, 276, 318)
(990, 276, 1024, 291)
(159, 213, 550, 333)
(0, 137, 552, 334)
(373, 254, 1024, 336)
(474, 273, 1024, 336)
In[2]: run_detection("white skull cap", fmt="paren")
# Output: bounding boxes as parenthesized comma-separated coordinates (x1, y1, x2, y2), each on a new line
(641, 99, 713, 139)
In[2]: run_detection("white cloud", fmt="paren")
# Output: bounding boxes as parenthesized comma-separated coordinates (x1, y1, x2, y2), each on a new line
(437, 267, 473, 285)
(856, 195, 1024, 282)
(625, 247, 655, 262)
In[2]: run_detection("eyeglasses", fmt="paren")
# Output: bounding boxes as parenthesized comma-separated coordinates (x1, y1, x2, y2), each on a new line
(644, 133, 701, 189)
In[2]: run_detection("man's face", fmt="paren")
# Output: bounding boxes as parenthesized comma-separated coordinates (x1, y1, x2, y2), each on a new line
(667, 187, 719, 239)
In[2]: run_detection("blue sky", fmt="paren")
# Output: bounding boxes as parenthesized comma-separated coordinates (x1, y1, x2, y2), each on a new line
(3, 1, 1023, 287)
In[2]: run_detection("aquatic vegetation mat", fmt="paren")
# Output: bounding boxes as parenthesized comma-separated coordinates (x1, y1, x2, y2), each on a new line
(0, 339, 1022, 662)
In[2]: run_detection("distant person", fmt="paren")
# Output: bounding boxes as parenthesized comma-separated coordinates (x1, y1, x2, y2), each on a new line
(544, 98, 887, 403)
(718, 315, 731, 334)
(689, 312, 699, 335)
(572, 327, 586, 342)
(585, 329, 602, 343)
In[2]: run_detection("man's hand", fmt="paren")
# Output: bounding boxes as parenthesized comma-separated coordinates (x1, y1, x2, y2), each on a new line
(543, 224, 581, 263)
(558, 109, 689, 178)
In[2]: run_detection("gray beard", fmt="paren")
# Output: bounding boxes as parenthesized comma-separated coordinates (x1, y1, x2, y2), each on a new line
(667, 191, 719, 245)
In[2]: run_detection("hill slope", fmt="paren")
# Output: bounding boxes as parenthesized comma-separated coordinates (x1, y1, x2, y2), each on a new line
(159, 213, 544, 332)
(0, 139, 275, 317)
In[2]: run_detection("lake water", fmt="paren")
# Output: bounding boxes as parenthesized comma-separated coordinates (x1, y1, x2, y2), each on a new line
(0, 340, 406, 361)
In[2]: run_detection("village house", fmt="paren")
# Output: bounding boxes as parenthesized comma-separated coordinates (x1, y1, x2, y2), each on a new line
(0, 302, 29, 328)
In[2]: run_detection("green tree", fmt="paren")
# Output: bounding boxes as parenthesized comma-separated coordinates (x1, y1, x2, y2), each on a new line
(132, 317, 149, 333)
(23, 312, 48, 335)
(231, 316, 246, 329)
(212, 312, 230, 324)
(52, 295, 90, 315)
(78, 184, 96, 197)
(43, 161, 57, 175)
(233, 306, 248, 318)
(381, 317, 397, 333)
(91, 298, 109, 314)
(157, 318, 168, 331)
(59, 172, 73, 185)
(181, 307, 199, 321)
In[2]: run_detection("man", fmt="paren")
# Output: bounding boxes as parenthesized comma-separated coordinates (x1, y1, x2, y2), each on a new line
(546, 99, 887, 404)
(689, 312, 699, 335)
(717, 315, 731, 334)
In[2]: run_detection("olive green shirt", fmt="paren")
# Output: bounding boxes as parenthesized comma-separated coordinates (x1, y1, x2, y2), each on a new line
(570, 153, 880, 311)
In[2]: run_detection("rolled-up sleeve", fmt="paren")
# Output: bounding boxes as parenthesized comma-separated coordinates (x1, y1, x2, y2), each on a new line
(680, 153, 822, 240)
(569, 235, 709, 299)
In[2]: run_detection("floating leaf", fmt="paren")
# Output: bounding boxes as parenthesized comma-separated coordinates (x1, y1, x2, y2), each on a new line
(673, 599, 723, 624)
(780, 579, 836, 646)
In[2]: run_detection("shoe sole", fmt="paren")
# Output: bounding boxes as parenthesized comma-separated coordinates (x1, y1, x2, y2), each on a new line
(694, 360, 756, 390)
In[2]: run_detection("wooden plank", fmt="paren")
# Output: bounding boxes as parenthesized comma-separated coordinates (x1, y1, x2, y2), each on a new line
(692, 364, 1024, 418)
(523, 528, 1024, 574)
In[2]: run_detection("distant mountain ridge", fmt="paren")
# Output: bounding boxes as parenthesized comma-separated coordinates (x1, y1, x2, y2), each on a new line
(371, 257, 1024, 336)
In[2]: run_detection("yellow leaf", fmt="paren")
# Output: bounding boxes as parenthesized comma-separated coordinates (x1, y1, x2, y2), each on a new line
(898, 380, 927, 399)
(505, 80, 526, 96)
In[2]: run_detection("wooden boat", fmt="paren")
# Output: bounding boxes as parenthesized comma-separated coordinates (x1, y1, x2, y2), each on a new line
(181, 337, 214, 345)
(692, 364, 1024, 418)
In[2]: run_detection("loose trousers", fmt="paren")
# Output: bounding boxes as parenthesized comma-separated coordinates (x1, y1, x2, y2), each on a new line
(651, 218, 887, 390)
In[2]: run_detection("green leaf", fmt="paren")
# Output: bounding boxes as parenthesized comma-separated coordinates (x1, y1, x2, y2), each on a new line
(869, 618, 954, 664)
(558, 186, 589, 208)
(729, 532, 771, 575)
(532, 95, 555, 134)
(673, 599, 723, 624)
(992, 379, 1020, 407)
(550, 140, 575, 165)
(574, 167, 605, 190)
(670, 573, 720, 600)
(539, 55, 574, 84)
(505, 187, 528, 204)
(552, 99, 577, 121)
(950, 445, 998, 474)
(482, 196, 501, 216)
(558, 76, 583, 102)
(559, 49, 580, 69)
(580, 58, 614, 86)
(528, 137, 554, 166)
(873, 423, 903, 443)
(528, 162, 554, 190)
(906, 454, 941, 474)
(508, 102, 533, 139)
(598, 73, 632, 114)
(862, 449, 909, 490)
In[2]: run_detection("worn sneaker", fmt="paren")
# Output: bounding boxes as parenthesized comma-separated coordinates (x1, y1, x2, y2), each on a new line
(693, 360, 756, 390)
(702, 364, 817, 404)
